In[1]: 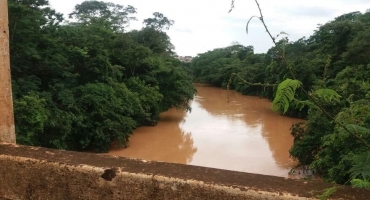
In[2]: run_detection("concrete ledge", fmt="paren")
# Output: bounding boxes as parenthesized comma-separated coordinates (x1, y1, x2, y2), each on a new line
(0, 144, 369, 199)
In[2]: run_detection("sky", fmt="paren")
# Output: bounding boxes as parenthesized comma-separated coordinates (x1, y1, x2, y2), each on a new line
(47, 0, 370, 57)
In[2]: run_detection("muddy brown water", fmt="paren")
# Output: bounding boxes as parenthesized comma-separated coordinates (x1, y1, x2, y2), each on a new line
(109, 84, 305, 177)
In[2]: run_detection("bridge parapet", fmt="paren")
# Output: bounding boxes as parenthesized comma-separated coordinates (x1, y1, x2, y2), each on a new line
(0, 143, 369, 200)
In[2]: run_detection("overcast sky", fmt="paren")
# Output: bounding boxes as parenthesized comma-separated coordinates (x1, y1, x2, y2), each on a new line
(47, 0, 370, 56)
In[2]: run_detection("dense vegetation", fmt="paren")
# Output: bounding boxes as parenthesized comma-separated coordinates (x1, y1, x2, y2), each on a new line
(9, 0, 195, 152)
(191, 11, 370, 186)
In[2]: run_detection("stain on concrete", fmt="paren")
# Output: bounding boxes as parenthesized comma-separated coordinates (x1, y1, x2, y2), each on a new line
(101, 168, 118, 181)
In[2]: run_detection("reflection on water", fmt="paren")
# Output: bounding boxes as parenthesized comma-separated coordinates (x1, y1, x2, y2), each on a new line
(110, 109, 197, 164)
(109, 84, 304, 177)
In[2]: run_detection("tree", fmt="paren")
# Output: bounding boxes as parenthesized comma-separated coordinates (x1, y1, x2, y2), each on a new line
(129, 28, 175, 56)
(143, 12, 174, 31)
(69, 0, 136, 32)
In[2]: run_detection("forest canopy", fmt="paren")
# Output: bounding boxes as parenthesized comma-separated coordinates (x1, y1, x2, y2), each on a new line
(9, 0, 196, 152)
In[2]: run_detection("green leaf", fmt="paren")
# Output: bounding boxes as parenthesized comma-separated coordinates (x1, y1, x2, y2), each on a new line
(272, 78, 302, 113)
(340, 124, 370, 137)
(317, 187, 337, 200)
(314, 88, 341, 102)
(293, 99, 316, 110)
(349, 152, 370, 179)
(350, 179, 370, 188)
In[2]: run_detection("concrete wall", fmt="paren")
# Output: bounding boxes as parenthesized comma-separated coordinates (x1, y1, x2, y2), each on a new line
(1, 144, 369, 200)
(0, 1, 16, 144)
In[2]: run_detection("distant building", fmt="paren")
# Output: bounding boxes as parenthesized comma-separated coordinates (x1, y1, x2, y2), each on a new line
(177, 56, 193, 63)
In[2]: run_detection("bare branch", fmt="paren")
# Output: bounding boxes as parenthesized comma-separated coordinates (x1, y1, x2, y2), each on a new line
(228, 0, 235, 13)
(246, 16, 259, 34)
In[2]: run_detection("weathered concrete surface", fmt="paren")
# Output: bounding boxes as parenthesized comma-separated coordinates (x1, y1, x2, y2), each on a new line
(0, 1, 16, 144)
(0, 144, 369, 200)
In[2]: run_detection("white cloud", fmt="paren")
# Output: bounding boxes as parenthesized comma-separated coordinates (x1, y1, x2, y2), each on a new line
(48, 0, 370, 56)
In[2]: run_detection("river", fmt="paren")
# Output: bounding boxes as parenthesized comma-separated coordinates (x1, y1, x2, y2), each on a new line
(109, 84, 304, 177)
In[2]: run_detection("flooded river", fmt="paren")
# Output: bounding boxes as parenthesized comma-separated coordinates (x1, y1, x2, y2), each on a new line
(109, 84, 304, 177)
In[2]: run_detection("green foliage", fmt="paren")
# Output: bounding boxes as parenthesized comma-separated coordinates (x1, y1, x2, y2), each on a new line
(69, 0, 136, 32)
(313, 89, 341, 103)
(272, 79, 302, 114)
(340, 125, 370, 138)
(289, 108, 335, 166)
(155, 57, 196, 112)
(129, 27, 175, 56)
(293, 100, 315, 111)
(143, 12, 174, 31)
(73, 82, 143, 152)
(14, 93, 50, 145)
(191, 44, 270, 94)
(309, 100, 370, 184)
(125, 77, 163, 125)
(349, 152, 370, 183)
(332, 64, 370, 101)
(317, 187, 337, 200)
(350, 179, 370, 188)
(9, 0, 195, 152)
